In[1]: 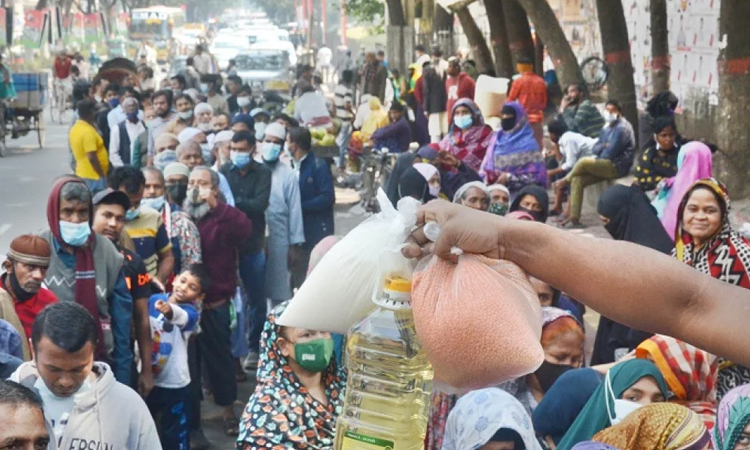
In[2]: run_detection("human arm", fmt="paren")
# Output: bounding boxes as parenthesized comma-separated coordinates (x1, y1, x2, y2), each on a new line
(287, 176, 306, 246)
(131, 257, 154, 397)
(108, 125, 124, 167)
(300, 160, 335, 212)
(146, 128, 155, 167)
(234, 166, 271, 216)
(217, 172, 236, 206)
(84, 132, 107, 179)
(109, 270, 134, 385)
(507, 77, 520, 102)
(404, 201, 750, 367)
(370, 119, 406, 141)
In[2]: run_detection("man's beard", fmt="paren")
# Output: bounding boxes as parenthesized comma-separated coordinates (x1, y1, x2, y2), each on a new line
(183, 194, 210, 221)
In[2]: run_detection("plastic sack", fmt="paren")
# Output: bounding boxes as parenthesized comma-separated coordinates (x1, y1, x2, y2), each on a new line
(412, 254, 544, 390)
(278, 188, 420, 333)
(474, 75, 510, 122)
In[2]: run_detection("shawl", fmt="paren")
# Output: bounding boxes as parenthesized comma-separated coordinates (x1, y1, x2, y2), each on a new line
(480, 101, 546, 189)
(441, 387, 542, 450)
(674, 178, 750, 289)
(438, 98, 492, 173)
(655, 142, 713, 240)
(714, 384, 750, 450)
(598, 184, 674, 254)
(46, 176, 106, 361)
(557, 359, 669, 450)
(593, 403, 710, 450)
(414, 162, 439, 183)
(238, 302, 345, 450)
(509, 185, 550, 223)
(636, 335, 719, 431)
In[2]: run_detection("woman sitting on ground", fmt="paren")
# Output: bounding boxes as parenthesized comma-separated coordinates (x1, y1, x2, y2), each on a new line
(237, 303, 344, 450)
(487, 184, 511, 216)
(438, 98, 492, 173)
(713, 384, 750, 450)
(509, 185, 549, 223)
(397, 164, 441, 204)
(634, 116, 680, 192)
(418, 144, 482, 201)
(453, 181, 489, 211)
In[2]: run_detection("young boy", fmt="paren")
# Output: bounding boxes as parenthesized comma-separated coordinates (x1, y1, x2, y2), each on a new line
(146, 264, 207, 450)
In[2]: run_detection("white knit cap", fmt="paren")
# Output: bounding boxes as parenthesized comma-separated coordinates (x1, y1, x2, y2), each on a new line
(264, 122, 287, 141)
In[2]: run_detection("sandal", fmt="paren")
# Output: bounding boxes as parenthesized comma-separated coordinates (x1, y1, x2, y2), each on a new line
(224, 417, 240, 437)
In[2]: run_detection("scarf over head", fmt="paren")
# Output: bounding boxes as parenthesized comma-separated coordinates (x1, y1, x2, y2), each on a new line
(714, 384, 750, 450)
(46, 176, 107, 360)
(413, 162, 439, 183)
(441, 387, 542, 450)
(398, 166, 430, 203)
(510, 185, 550, 223)
(674, 178, 750, 289)
(452, 181, 488, 204)
(593, 403, 710, 450)
(438, 98, 492, 172)
(656, 142, 713, 240)
(557, 359, 669, 450)
(598, 184, 674, 254)
(480, 101, 546, 188)
(238, 302, 345, 449)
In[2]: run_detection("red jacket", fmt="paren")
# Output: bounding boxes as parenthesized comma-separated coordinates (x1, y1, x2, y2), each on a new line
(508, 72, 548, 124)
(414, 75, 424, 106)
(445, 73, 476, 114)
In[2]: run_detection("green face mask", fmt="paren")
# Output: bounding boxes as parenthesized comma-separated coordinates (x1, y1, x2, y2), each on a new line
(293, 338, 334, 372)
(489, 202, 508, 216)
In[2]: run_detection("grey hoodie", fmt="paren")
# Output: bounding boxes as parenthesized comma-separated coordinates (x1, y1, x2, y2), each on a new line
(10, 361, 161, 450)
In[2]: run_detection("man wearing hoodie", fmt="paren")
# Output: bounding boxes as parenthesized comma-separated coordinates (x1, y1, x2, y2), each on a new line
(10, 302, 160, 450)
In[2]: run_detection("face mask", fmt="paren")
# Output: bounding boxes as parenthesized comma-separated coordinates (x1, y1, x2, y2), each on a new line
(261, 142, 282, 162)
(59, 221, 91, 247)
(230, 150, 251, 169)
(501, 117, 516, 131)
(167, 183, 188, 205)
(125, 208, 140, 221)
(200, 143, 211, 159)
(108, 98, 120, 108)
(428, 184, 440, 198)
(172, 88, 182, 97)
(518, 207, 542, 222)
(197, 122, 213, 133)
(605, 371, 643, 425)
(489, 202, 508, 216)
(254, 122, 267, 141)
(604, 112, 619, 123)
(141, 196, 165, 211)
(293, 338, 334, 372)
(178, 110, 193, 121)
(534, 360, 574, 393)
(126, 111, 139, 123)
(237, 97, 251, 108)
(199, 83, 208, 93)
(454, 115, 473, 129)
(8, 269, 35, 302)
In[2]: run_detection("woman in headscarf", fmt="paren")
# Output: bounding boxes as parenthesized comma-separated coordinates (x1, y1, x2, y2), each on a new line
(237, 302, 345, 450)
(453, 181, 489, 211)
(674, 178, 750, 398)
(533, 368, 603, 447)
(713, 384, 750, 450)
(593, 185, 672, 364)
(635, 116, 681, 192)
(386, 152, 419, 206)
(636, 335, 719, 431)
(488, 184, 511, 216)
(556, 359, 669, 450)
(397, 165, 436, 204)
(592, 403, 710, 450)
(419, 144, 483, 201)
(509, 185, 550, 223)
(479, 102, 547, 194)
(414, 162, 442, 200)
(438, 98, 492, 173)
(441, 388, 543, 450)
(653, 142, 713, 240)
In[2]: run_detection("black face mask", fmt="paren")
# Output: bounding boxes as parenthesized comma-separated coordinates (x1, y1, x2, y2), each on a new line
(7, 271, 36, 302)
(501, 117, 516, 132)
(167, 183, 188, 206)
(534, 360, 575, 392)
(518, 207, 542, 222)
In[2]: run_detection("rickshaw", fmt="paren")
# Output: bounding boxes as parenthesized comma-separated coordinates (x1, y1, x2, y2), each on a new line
(0, 72, 47, 157)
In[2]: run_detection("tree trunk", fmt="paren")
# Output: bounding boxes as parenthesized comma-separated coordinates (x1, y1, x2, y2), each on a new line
(387, 0, 406, 26)
(454, 6, 495, 76)
(715, 0, 750, 198)
(650, 0, 669, 94)
(503, 0, 534, 67)
(535, 34, 544, 77)
(596, 0, 638, 143)
(485, 0, 513, 78)
(434, 4, 453, 31)
(514, 0, 582, 87)
(35, 0, 47, 9)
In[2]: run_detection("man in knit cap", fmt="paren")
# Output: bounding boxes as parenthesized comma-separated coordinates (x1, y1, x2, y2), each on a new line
(0, 235, 58, 360)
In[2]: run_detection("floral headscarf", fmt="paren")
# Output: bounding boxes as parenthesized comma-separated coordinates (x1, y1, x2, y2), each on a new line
(238, 302, 346, 450)
(438, 98, 492, 173)
(714, 384, 750, 450)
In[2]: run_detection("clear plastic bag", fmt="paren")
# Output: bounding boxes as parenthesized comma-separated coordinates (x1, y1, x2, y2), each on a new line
(412, 254, 544, 390)
(278, 188, 420, 333)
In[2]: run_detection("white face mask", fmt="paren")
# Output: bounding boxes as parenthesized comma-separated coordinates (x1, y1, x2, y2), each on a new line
(429, 184, 440, 198)
(604, 111, 619, 123)
(237, 96, 251, 108)
(605, 371, 643, 425)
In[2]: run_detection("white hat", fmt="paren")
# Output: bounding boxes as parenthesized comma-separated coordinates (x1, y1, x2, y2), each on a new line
(194, 102, 213, 116)
(264, 122, 287, 141)
(213, 130, 234, 145)
(178, 127, 202, 144)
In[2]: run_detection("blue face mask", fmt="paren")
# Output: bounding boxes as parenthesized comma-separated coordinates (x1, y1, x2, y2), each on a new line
(59, 221, 91, 247)
(141, 196, 165, 211)
(261, 142, 282, 162)
(108, 98, 120, 108)
(230, 150, 252, 169)
(454, 114, 473, 129)
(126, 111, 139, 123)
(125, 208, 140, 221)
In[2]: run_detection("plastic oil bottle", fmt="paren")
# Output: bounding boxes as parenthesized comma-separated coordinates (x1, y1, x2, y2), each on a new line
(333, 274, 434, 450)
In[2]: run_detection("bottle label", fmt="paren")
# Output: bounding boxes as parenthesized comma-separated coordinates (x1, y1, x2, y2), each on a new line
(341, 431, 395, 450)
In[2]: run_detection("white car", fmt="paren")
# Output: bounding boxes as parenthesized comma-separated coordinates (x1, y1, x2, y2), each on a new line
(250, 40, 297, 66)
(235, 48, 294, 94)
(210, 36, 246, 71)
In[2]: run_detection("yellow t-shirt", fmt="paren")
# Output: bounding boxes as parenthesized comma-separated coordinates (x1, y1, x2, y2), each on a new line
(70, 120, 109, 180)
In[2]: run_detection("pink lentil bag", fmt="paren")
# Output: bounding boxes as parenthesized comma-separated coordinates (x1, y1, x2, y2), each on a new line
(412, 254, 544, 390)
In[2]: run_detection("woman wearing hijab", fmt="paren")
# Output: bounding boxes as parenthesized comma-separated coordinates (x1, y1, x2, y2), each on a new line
(488, 184, 511, 216)
(636, 335, 719, 430)
(713, 384, 750, 450)
(453, 181, 489, 211)
(509, 185, 550, 223)
(237, 303, 344, 450)
(441, 388, 543, 450)
(653, 142, 713, 240)
(556, 359, 669, 450)
(397, 166, 433, 204)
(419, 144, 483, 201)
(593, 185, 672, 364)
(479, 102, 547, 194)
(635, 117, 681, 192)
(674, 178, 750, 397)
(533, 368, 603, 446)
(414, 162, 442, 199)
(592, 403, 710, 450)
(438, 98, 492, 173)
(386, 152, 419, 206)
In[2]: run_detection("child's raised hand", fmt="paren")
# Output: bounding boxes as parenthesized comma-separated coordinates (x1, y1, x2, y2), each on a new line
(155, 300, 173, 319)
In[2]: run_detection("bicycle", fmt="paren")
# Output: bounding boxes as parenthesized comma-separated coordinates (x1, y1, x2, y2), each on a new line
(359, 146, 398, 213)
(50, 78, 72, 125)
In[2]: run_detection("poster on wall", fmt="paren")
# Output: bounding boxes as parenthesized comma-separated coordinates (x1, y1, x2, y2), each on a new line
(20, 10, 45, 49)
(0, 9, 7, 47)
(83, 13, 100, 43)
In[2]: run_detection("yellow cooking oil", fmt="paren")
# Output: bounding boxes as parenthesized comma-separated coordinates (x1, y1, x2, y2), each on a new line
(334, 275, 434, 450)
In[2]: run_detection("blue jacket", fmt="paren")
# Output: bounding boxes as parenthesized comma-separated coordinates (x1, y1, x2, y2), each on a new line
(297, 152, 335, 251)
(592, 119, 635, 177)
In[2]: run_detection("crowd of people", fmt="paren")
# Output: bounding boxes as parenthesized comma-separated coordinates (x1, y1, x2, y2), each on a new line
(3, 39, 750, 450)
